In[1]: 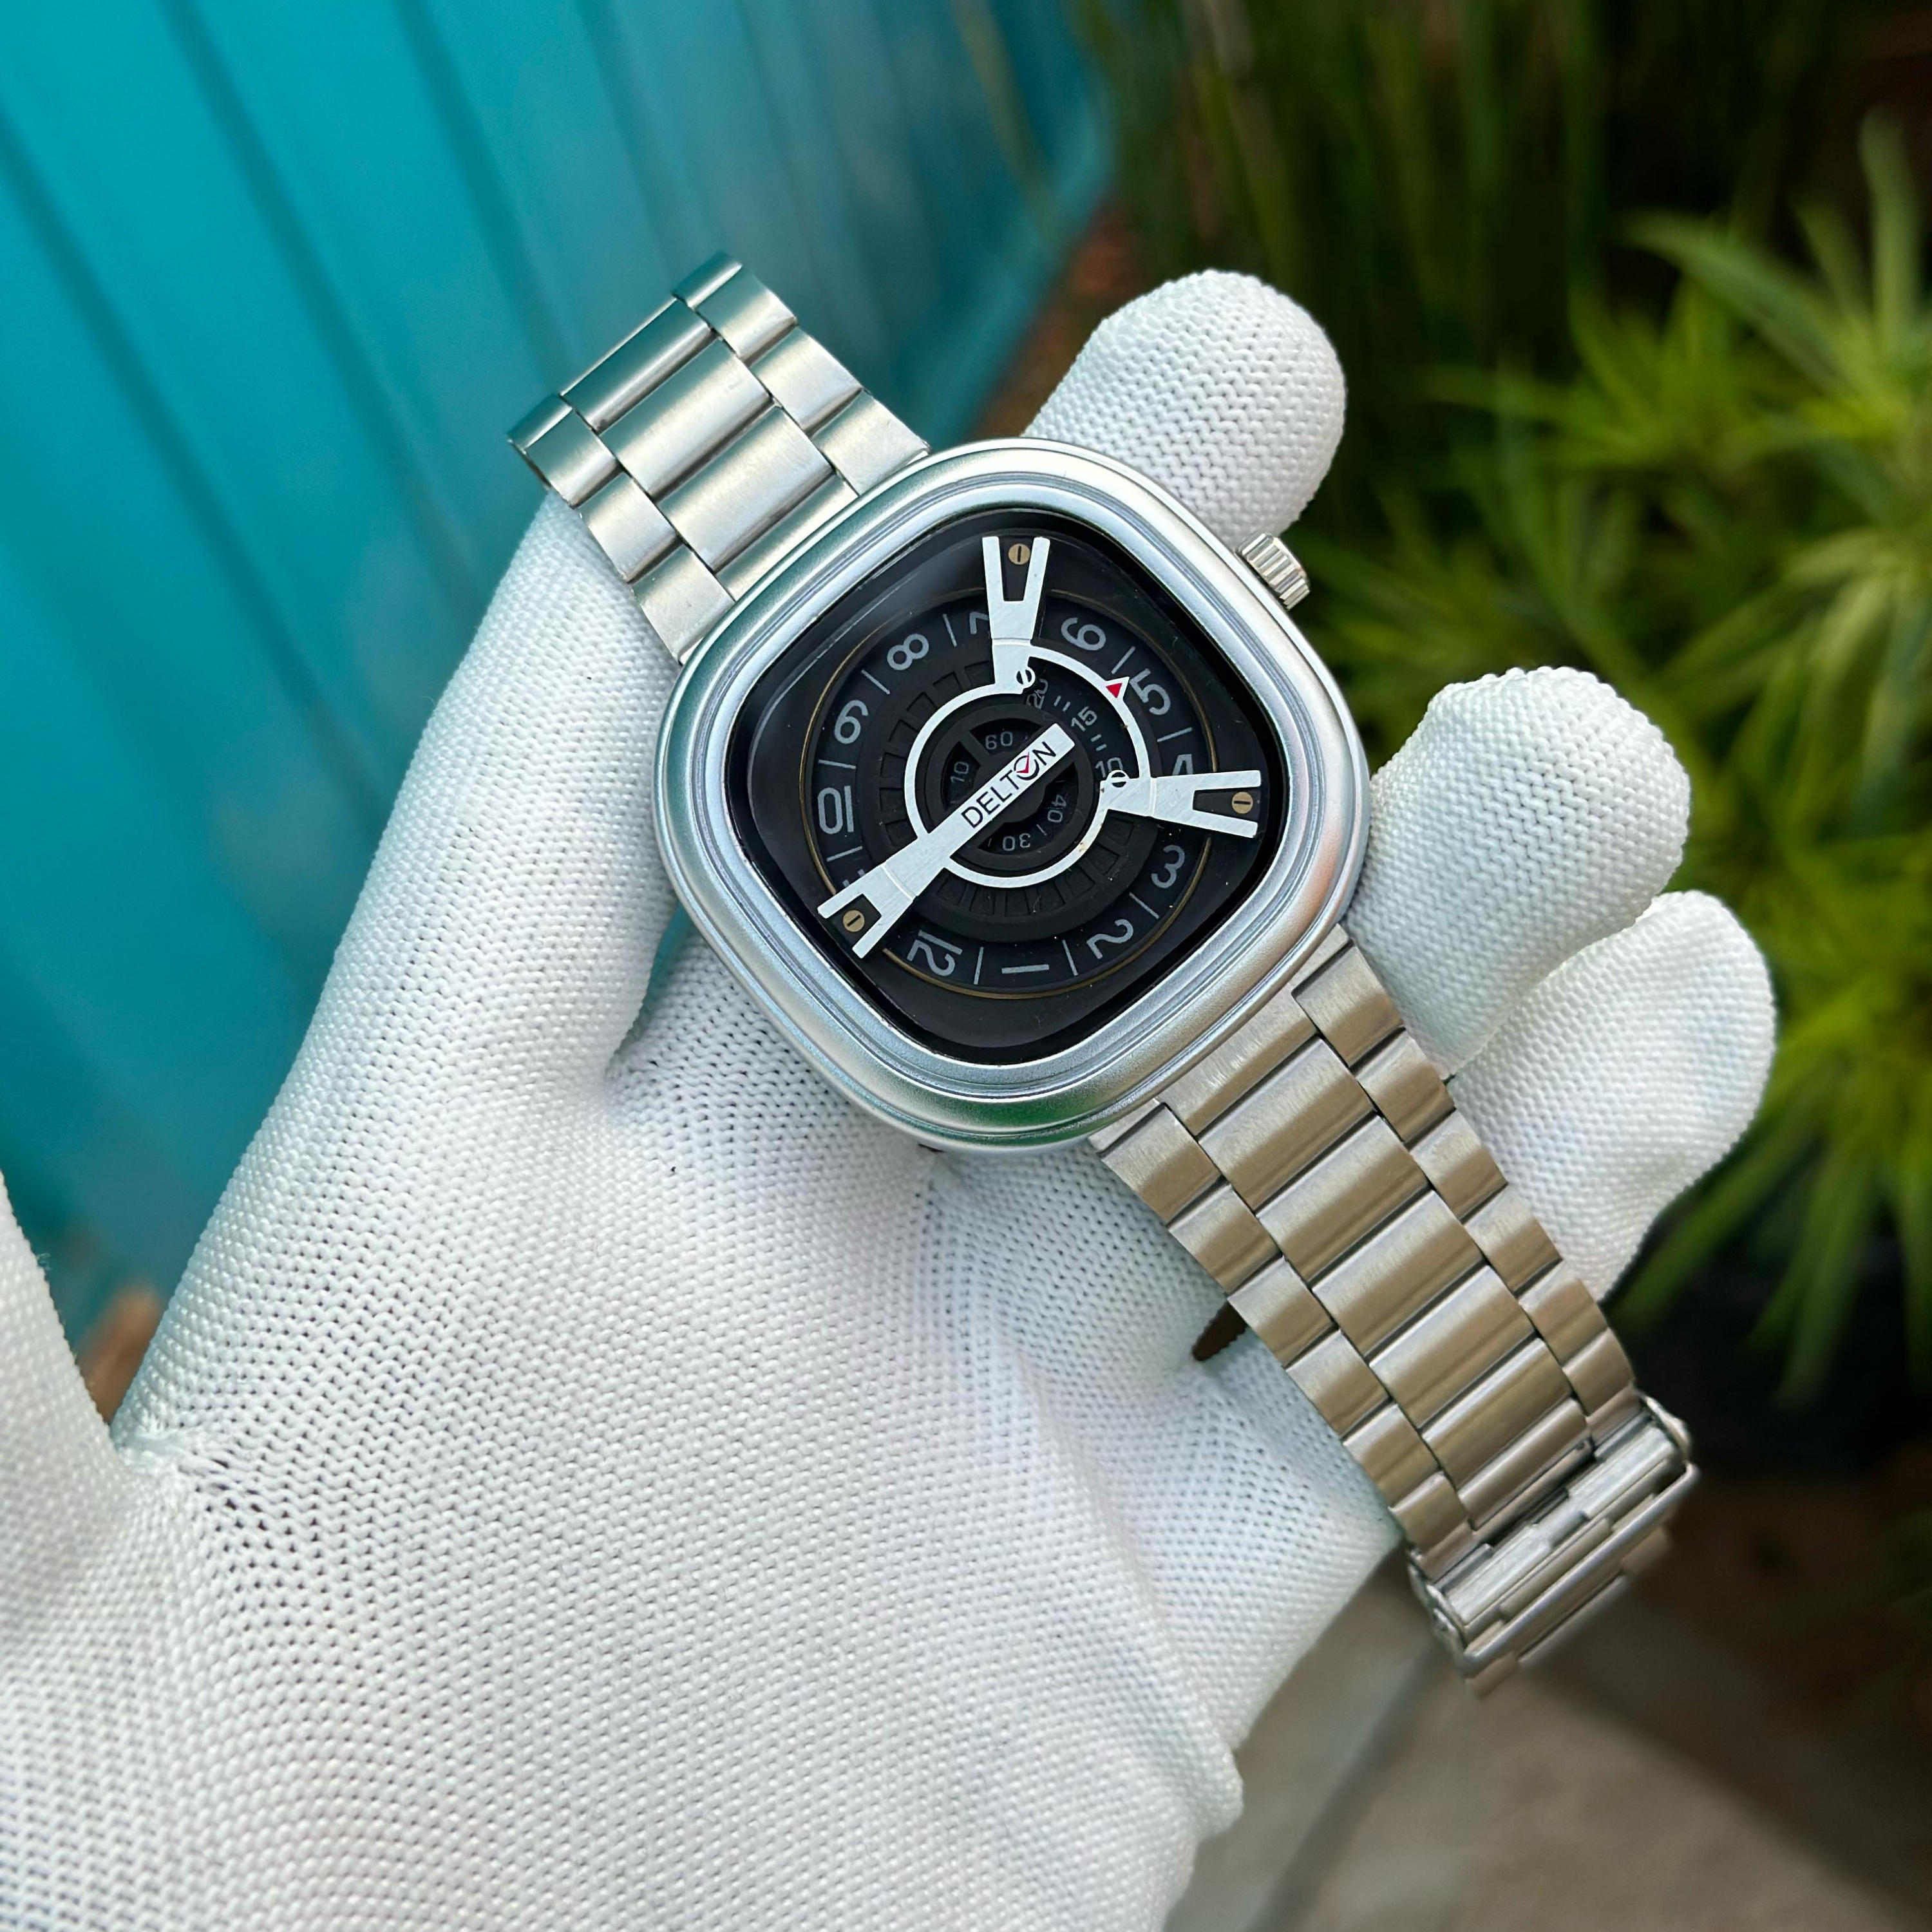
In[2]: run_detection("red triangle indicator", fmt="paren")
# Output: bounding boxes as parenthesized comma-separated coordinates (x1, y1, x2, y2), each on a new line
(1104, 678, 1129, 701)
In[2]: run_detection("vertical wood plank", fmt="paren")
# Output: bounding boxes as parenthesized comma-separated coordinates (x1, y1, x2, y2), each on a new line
(0, 0, 1108, 1331)
(0, 139, 377, 983)
(0, 11, 460, 787)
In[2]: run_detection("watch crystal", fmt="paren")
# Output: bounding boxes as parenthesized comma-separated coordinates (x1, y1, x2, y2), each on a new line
(732, 510, 1282, 1059)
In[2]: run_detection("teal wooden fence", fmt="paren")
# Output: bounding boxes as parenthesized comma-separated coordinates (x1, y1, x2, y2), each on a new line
(0, 1, 1105, 1337)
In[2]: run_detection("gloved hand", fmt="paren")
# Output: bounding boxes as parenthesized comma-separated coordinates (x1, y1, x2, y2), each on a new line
(0, 274, 1773, 1931)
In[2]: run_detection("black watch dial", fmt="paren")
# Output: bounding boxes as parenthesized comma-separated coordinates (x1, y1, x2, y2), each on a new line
(730, 509, 1283, 1061)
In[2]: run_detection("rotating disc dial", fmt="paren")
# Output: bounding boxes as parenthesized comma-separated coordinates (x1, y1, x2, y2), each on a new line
(734, 512, 1282, 1059)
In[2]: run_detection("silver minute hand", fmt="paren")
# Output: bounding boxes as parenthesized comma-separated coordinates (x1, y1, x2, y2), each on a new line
(1103, 768, 1265, 837)
(818, 723, 1077, 958)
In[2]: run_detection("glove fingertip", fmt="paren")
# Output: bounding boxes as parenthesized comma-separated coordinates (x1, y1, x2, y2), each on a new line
(1352, 666, 1691, 1073)
(1450, 891, 1776, 1297)
(1027, 270, 1345, 547)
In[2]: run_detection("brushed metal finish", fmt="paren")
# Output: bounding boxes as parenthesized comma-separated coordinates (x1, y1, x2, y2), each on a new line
(1101, 1106, 1217, 1220)
(1229, 1256, 1331, 1363)
(752, 328, 861, 431)
(1517, 1261, 1605, 1359)
(1465, 1184, 1561, 1289)
(605, 339, 767, 496)
(565, 300, 705, 431)
(717, 475, 858, 599)
(1313, 1194, 1482, 1352)
(1368, 1265, 1531, 1425)
(578, 471, 675, 583)
(694, 265, 794, 358)
(1561, 1327, 1636, 1412)
(1162, 983, 1314, 1133)
(1256, 1115, 1425, 1277)
(520, 260, 1697, 1689)
(672, 251, 739, 306)
(1455, 1401, 1589, 1528)
(1200, 1038, 1370, 1206)
(1354, 1031, 1452, 1142)
(634, 547, 732, 661)
(1293, 924, 1351, 980)
(1585, 1387, 1645, 1439)
(1345, 1402, 1437, 1502)
(513, 256, 925, 678)
(509, 393, 569, 454)
(1286, 1330, 1387, 1434)
(1085, 1097, 1159, 1156)
(1294, 944, 1401, 1066)
(1424, 1341, 1574, 1486)
(661, 407, 831, 568)
(1169, 1183, 1276, 1289)
(814, 392, 929, 493)
(1409, 1110, 1505, 1217)
(1390, 1470, 1467, 1553)
(524, 408, 618, 506)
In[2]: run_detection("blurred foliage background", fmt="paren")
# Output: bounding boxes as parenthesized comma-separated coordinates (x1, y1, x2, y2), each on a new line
(1083, 0, 1932, 1432)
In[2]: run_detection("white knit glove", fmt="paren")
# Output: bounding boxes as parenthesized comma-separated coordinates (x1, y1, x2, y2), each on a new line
(0, 276, 1773, 1931)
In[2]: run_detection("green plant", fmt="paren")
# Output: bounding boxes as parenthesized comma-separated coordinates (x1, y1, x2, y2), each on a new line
(1889, 1506, 1932, 1633)
(1081, 0, 1873, 527)
(1307, 126, 1932, 1398)
(1086, 0, 1931, 1397)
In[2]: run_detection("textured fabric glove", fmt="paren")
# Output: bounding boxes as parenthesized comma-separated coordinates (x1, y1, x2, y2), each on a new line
(0, 274, 1774, 1931)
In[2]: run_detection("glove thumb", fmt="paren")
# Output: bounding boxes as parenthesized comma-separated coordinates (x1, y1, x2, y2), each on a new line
(0, 1174, 133, 1637)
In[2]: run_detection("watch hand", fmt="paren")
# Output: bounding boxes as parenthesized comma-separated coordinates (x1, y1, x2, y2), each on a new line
(1103, 769, 1265, 837)
(982, 535, 1051, 693)
(818, 722, 1077, 957)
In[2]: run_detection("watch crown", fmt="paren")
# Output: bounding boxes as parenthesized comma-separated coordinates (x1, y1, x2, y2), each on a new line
(1240, 531, 1311, 611)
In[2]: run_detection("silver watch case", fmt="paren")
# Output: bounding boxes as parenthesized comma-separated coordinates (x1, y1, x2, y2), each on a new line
(656, 438, 1369, 1150)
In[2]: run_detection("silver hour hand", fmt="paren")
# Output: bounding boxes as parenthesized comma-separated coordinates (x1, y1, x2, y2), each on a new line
(1103, 768, 1265, 837)
(818, 723, 1077, 957)
(982, 534, 1050, 692)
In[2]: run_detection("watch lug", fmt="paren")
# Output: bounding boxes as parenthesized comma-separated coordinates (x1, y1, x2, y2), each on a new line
(1241, 531, 1311, 611)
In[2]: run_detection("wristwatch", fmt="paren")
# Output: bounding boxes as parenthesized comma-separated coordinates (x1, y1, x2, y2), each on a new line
(510, 254, 1696, 1694)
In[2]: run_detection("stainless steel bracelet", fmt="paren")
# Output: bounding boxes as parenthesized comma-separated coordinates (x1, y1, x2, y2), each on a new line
(510, 254, 927, 663)
(1094, 925, 1696, 1693)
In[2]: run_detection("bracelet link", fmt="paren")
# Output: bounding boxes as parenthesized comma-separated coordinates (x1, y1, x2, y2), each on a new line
(1411, 1400, 1694, 1693)
(1100, 924, 1699, 1692)
(511, 256, 927, 661)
